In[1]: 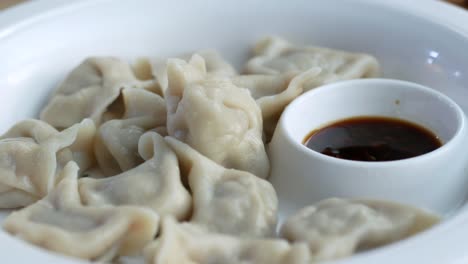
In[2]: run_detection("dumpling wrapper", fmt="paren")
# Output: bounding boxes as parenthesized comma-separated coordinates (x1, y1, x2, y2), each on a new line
(166, 54, 270, 178)
(145, 217, 310, 264)
(231, 68, 321, 141)
(281, 198, 440, 262)
(119, 87, 166, 120)
(101, 83, 166, 123)
(0, 119, 58, 141)
(131, 58, 163, 95)
(40, 57, 157, 129)
(94, 118, 151, 176)
(3, 161, 159, 261)
(165, 136, 277, 238)
(150, 50, 237, 96)
(94, 88, 167, 176)
(245, 36, 380, 91)
(0, 119, 96, 208)
(80, 132, 191, 220)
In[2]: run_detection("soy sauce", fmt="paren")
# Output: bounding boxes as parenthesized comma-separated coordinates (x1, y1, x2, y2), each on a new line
(304, 117, 442, 162)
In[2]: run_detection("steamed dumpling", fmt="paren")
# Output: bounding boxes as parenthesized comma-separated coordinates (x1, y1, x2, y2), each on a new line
(94, 118, 153, 176)
(145, 217, 310, 264)
(245, 36, 380, 91)
(281, 198, 440, 262)
(40, 57, 155, 129)
(151, 50, 237, 95)
(166, 54, 270, 178)
(80, 132, 191, 220)
(231, 68, 321, 141)
(3, 161, 159, 261)
(94, 88, 167, 176)
(119, 87, 167, 119)
(166, 137, 277, 238)
(131, 58, 163, 95)
(101, 83, 166, 122)
(0, 118, 58, 141)
(0, 119, 96, 208)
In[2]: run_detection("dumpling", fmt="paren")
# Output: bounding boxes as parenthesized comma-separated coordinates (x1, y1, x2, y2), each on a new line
(281, 198, 440, 262)
(56, 119, 96, 174)
(120, 87, 167, 120)
(102, 80, 166, 123)
(194, 50, 238, 76)
(166, 54, 270, 178)
(245, 36, 380, 91)
(94, 88, 167, 176)
(165, 137, 277, 237)
(151, 50, 237, 95)
(145, 217, 310, 264)
(3, 161, 159, 261)
(94, 118, 155, 176)
(131, 58, 163, 95)
(0, 118, 58, 141)
(2, 118, 96, 175)
(0, 119, 96, 208)
(0, 184, 38, 209)
(132, 57, 155, 81)
(231, 68, 321, 141)
(80, 132, 191, 220)
(40, 57, 154, 129)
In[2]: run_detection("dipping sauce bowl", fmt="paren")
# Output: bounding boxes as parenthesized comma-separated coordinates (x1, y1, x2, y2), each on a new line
(268, 79, 468, 220)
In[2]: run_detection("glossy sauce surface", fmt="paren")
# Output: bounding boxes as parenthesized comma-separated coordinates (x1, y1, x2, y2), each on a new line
(304, 116, 442, 161)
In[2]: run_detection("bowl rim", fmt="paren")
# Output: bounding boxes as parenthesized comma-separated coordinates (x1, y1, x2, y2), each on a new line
(280, 78, 467, 168)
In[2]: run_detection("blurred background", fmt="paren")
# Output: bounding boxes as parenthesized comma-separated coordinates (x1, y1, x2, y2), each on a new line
(0, 0, 25, 10)
(447, 0, 468, 8)
(0, 0, 467, 10)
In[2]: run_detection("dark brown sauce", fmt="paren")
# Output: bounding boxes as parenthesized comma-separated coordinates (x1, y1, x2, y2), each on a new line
(304, 116, 442, 162)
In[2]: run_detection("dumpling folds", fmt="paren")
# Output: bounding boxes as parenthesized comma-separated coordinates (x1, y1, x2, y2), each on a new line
(166, 54, 270, 178)
(0, 119, 95, 208)
(3, 162, 159, 261)
(94, 118, 155, 176)
(281, 198, 440, 262)
(166, 137, 277, 237)
(119, 87, 167, 120)
(94, 88, 167, 176)
(80, 132, 191, 220)
(150, 50, 237, 95)
(131, 58, 163, 95)
(145, 217, 310, 264)
(245, 36, 380, 91)
(40, 57, 156, 129)
(231, 68, 320, 141)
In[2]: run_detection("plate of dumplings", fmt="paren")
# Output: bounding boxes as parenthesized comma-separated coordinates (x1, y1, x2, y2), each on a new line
(1, 0, 468, 263)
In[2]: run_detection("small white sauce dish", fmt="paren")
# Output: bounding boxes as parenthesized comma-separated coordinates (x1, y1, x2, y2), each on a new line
(269, 79, 468, 220)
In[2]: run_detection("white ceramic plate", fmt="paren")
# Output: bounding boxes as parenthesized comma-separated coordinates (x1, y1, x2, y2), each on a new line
(2, 0, 468, 263)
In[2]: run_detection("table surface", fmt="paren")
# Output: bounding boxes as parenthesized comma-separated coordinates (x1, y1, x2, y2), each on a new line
(0, 0, 26, 10)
